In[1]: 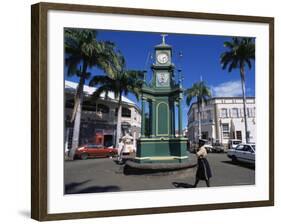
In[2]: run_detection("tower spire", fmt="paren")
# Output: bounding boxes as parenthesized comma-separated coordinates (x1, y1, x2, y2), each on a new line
(161, 34, 168, 45)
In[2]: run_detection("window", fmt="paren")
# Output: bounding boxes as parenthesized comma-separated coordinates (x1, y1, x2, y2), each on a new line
(222, 123, 229, 132)
(247, 108, 255, 117)
(239, 108, 243, 117)
(82, 101, 96, 111)
(206, 110, 212, 121)
(122, 108, 131, 117)
(223, 133, 229, 138)
(201, 132, 209, 139)
(236, 131, 242, 140)
(232, 108, 239, 118)
(115, 107, 131, 117)
(244, 145, 253, 152)
(97, 104, 109, 113)
(222, 123, 229, 138)
(221, 108, 228, 118)
(236, 145, 244, 151)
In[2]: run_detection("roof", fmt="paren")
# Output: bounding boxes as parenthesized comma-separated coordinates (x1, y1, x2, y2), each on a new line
(65, 80, 135, 105)
(208, 96, 255, 100)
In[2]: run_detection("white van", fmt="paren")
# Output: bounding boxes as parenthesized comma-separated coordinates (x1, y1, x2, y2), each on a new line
(228, 139, 242, 149)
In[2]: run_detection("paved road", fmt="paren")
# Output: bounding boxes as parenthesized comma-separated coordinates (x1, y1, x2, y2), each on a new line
(64, 153, 255, 194)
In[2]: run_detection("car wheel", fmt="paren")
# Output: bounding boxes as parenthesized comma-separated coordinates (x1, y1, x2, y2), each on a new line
(80, 153, 88, 160)
(232, 156, 237, 163)
(108, 152, 114, 158)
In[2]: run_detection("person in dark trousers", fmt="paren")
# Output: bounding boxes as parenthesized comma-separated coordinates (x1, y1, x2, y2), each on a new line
(193, 139, 212, 187)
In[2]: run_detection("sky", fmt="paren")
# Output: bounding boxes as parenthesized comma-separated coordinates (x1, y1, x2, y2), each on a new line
(65, 29, 255, 129)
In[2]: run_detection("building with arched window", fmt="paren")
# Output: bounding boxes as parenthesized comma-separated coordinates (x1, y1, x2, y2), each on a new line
(65, 80, 141, 149)
(187, 97, 256, 146)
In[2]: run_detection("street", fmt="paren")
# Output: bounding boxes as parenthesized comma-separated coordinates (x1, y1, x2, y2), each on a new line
(64, 153, 255, 194)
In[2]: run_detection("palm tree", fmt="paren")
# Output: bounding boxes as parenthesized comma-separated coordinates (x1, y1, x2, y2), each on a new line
(89, 55, 144, 147)
(185, 81, 211, 141)
(64, 28, 121, 159)
(220, 37, 255, 143)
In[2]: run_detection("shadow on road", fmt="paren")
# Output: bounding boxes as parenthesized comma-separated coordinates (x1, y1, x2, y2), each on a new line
(65, 180, 120, 194)
(172, 182, 194, 188)
(221, 160, 255, 170)
(65, 180, 91, 193)
(72, 185, 120, 194)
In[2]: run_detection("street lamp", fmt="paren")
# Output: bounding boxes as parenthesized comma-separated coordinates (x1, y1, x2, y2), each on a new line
(219, 119, 223, 144)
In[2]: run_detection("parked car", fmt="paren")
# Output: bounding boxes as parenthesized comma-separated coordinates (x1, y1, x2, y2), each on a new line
(75, 144, 118, 160)
(189, 139, 213, 153)
(228, 139, 242, 149)
(212, 145, 225, 153)
(204, 144, 214, 153)
(227, 143, 255, 164)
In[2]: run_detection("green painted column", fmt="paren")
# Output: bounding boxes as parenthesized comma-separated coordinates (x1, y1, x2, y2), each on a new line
(170, 100, 175, 137)
(141, 97, 146, 137)
(178, 99, 182, 136)
(151, 99, 156, 137)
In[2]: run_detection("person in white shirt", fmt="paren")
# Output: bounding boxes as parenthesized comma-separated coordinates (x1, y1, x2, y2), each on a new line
(193, 139, 212, 187)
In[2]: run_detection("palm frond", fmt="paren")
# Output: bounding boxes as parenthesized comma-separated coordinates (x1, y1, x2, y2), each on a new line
(89, 75, 113, 87)
(91, 85, 111, 101)
(185, 81, 211, 106)
(220, 37, 255, 75)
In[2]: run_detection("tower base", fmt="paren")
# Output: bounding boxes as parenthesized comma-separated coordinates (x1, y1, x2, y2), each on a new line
(135, 137, 188, 164)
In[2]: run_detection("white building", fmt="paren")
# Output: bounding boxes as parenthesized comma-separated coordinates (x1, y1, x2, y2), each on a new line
(187, 97, 256, 145)
(65, 80, 141, 149)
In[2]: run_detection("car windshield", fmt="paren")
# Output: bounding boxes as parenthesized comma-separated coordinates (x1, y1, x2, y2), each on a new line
(251, 145, 256, 151)
(233, 141, 241, 145)
(236, 145, 244, 150)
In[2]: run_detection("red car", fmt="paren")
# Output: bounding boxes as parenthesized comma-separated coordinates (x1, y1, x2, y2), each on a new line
(75, 144, 118, 160)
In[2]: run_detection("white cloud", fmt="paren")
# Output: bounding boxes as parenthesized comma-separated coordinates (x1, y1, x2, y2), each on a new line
(212, 80, 243, 97)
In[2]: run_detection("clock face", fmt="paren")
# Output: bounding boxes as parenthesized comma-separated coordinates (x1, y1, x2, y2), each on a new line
(157, 52, 169, 64)
(156, 72, 169, 87)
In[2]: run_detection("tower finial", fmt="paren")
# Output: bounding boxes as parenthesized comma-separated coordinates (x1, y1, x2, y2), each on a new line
(161, 34, 168, 45)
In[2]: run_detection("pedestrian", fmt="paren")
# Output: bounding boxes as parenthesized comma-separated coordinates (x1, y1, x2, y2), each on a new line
(117, 138, 124, 163)
(193, 139, 212, 187)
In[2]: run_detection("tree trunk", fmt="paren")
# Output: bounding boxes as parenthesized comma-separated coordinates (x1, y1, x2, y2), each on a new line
(68, 62, 88, 160)
(68, 77, 85, 160)
(240, 67, 249, 143)
(115, 94, 122, 148)
(197, 99, 202, 141)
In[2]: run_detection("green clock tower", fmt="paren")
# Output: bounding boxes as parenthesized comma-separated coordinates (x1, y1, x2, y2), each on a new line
(135, 35, 188, 164)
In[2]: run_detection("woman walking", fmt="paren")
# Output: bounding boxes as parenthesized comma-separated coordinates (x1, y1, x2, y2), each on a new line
(193, 139, 212, 187)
